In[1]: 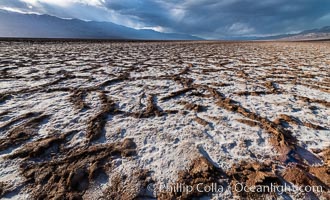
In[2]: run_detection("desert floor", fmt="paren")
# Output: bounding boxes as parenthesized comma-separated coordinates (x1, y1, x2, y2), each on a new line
(0, 41, 329, 199)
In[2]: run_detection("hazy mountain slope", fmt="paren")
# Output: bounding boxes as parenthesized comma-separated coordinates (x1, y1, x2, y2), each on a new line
(258, 26, 330, 41)
(0, 10, 202, 40)
(279, 27, 330, 40)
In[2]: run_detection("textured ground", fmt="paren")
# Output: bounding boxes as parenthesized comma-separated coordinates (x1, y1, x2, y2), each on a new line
(0, 41, 329, 200)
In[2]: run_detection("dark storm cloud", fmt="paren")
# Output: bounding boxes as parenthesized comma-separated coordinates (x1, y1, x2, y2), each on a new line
(101, 0, 330, 38)
(1, 0, 330, 39)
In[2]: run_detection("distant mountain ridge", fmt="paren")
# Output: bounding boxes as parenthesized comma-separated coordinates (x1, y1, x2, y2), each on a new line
(259, 26, 330, 41)
(0, 9, 202, 40)
(0, 9, 328, 41)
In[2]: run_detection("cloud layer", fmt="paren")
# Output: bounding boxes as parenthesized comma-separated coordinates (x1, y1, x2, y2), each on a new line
(1, 0, 330, 39)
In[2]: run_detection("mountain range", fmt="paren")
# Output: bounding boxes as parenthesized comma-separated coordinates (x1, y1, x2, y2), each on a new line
(260, 26, 330, 41)
(0, 9, 201, 40)
(0, 9, 329, 41)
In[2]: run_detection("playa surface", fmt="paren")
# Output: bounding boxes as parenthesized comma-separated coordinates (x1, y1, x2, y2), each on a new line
(0, 41, 329, 199)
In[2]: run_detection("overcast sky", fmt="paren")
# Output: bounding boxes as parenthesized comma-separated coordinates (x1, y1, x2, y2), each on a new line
(1, 0, 330, 39)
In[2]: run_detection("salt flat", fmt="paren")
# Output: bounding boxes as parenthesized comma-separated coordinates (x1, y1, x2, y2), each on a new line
(0, 41, 329, 199)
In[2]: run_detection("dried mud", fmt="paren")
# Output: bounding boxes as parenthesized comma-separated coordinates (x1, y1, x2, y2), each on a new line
(0, 41, 329, 199)
(20, 138, 136, 199)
